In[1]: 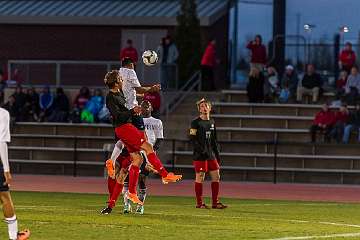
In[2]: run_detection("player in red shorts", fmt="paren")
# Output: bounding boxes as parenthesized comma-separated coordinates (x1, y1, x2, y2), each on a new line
(101, 70, 182, 214)
(189, 98, 227, 209)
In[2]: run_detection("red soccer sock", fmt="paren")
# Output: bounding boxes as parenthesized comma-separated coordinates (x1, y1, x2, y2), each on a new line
(211, 181, 220, 205)
(107, 177, 116, 196)
(147, 152, 168, 178)
(108, 182, 124, 208)
(128, 165, 140, 194)
(195, 182, 203, 206)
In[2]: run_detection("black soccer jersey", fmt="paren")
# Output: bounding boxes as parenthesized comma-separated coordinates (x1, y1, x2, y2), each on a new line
(106, 90, 133, 127)
(189, 117, 220, 161)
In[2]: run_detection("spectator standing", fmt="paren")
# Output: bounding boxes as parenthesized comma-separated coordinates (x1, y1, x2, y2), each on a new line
(120, 39, 138, 64)
(48, 87, 69, 122)
(246, 35, 267, 71)
(297, 64, 322, 103)
(330, 104, 349, 143)
(339, 42, 356, 73)
(309, 103, 335, 143)
(39, 86, 54, 122)
(281, 65, 299, 99)
(143, 91, 161, 118)
(343, 103, 360, 143)
(158, 36, 179, 90)
(201, 39, 217, 91)
(247, 67, 265, 103)
(344, 66, 360, 105)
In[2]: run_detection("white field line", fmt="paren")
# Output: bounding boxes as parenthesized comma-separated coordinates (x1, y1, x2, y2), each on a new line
(148, 212, 360, 229)
(266, 232, 360, 240)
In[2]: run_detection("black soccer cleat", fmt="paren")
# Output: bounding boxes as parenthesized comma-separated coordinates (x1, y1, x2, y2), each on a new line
(212, 202, 228, 209)
(100, 206, 113, 215)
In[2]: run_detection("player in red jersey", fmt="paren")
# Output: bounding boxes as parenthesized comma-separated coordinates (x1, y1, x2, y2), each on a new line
(100, 70, 182, 214)
(189, 98, 227, 209)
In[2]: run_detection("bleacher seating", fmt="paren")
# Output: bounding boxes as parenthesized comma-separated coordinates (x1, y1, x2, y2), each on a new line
(8, 89, 360, 184)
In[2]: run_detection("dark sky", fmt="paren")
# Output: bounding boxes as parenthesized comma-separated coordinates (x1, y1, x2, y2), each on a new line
(235, 0, 360, 49)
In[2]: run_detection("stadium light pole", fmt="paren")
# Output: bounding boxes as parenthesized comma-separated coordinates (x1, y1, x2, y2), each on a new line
(304, 24, 316, 63)
(339, 26, 349, 45)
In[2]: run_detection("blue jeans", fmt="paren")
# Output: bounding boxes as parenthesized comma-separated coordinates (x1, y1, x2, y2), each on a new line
(342, 124, 360, 143)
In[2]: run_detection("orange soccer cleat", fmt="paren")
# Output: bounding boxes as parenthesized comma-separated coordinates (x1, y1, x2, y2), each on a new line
(105, 159, 115, 178)
(17, 229, 30, 240)
(162, 172, 182, 184)
(126, 192, 143, 205)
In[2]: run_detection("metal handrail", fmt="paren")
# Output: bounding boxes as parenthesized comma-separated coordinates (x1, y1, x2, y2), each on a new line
(7, 59, 120, 86)
(162, 70, 201, 118)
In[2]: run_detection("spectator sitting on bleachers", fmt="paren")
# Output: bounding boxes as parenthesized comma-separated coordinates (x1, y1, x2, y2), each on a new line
(39, 86, 54, 122)
(11, 85, 27, 121)
(342, 103, 360, 143)
(81, 88, 103, 123)
(297, 64, 322, 104)
(278, 83, 290, 103)
(281, 65, 299, 101)
(48, 87, 69, 123)
(310, 103, 335, 143)
(247, 67, 265, 103)
(330, 104, 349, 143)
(344, 66, 360, 105)
(143, 91, 161, 118)
(0, 70, 6, 104)
(25, 87, 39, 121)
(336, 70, 348, 99)
(264, 66, 280, 102)
(2, 95, 17, 122)
(71, 86, 90, 123)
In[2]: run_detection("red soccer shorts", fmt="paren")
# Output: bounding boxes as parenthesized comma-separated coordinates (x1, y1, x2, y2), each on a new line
(193, 159, 220, 173)
(115, 123, 146, 153)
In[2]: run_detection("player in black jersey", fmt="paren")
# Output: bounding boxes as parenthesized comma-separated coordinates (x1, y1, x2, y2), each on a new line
(189, 98, 227, 209)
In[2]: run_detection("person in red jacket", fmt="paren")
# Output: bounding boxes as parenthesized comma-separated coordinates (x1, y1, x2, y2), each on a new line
(120, 39, 138, 64)
(330, 104, 349, 143)
(247, 35, 267, 71)
(339, 42, 356, 73)
(310, 103, 335, 143)
(201, 39, 217, 91)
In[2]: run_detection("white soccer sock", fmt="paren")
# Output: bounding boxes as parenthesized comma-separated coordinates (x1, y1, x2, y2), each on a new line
(110, 140, 124, 167)
(138, 188, 147, 203)
(123, 182, 130, 205)
(5, 215, 18, 240)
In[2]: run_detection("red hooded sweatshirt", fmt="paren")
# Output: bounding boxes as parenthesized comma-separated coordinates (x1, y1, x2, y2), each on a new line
(201, 42, 216, 67)
(334, 111, 349, 124)
(247, 42, 267, 64)
(313, 110, 335, 126)
(339, 50, 356, 68)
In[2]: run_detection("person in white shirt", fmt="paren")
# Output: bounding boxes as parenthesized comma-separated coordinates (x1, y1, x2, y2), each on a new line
(106, 57, 161, 176)
(123, 100, 164, 214)
(0, 108, 30, 240)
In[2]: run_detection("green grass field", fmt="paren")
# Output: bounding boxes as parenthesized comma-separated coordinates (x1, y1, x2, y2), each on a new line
(2, 192, 360, 239)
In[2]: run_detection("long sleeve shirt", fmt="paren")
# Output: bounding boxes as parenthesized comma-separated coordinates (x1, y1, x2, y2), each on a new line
(345, 73, 360, 93)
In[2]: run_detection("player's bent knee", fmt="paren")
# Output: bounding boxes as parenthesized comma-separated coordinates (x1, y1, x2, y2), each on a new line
(196, 172, 206, 182)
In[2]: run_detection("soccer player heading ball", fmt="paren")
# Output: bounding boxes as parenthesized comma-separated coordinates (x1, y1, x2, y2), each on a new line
(189, 98, 227, 209)
(102, 69, 182, 213)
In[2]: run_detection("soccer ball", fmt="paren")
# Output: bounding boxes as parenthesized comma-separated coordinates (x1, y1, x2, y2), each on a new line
(142, 50, 159, 66)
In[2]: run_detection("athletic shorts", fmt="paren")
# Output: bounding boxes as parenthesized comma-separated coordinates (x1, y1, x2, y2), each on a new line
(0, 173, 9, 192)
(115, 123, 146, 153)
(193, 159, 220, 173)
